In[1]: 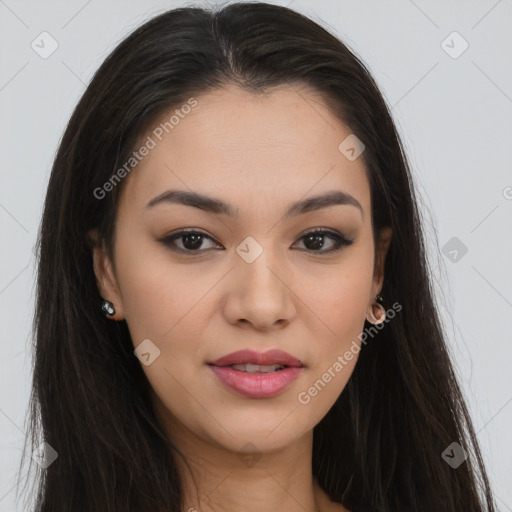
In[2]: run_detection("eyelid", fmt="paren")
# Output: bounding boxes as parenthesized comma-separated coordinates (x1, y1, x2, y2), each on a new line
(293, 228, 354, 252)
(159, 227, 353, 254)
(162, 227, 221, 251)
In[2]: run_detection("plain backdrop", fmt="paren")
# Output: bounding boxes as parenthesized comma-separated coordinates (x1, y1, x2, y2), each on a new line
(1, 0, 511, 510)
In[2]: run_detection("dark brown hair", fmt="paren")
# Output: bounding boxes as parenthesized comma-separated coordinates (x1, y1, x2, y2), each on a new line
(18, 2, 496, 511)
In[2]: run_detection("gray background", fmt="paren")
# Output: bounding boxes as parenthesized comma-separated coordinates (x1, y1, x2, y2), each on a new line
(1, 0, 511, 510)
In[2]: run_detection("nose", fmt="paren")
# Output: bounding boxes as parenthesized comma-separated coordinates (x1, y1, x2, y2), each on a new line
(222, 249, 297, 331)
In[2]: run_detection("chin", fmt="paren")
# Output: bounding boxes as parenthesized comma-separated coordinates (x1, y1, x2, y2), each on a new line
(195, 400, 321, 452)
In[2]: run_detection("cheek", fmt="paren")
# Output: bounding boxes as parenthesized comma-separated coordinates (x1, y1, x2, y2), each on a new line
(296, 355, 357, 427)
(299, 257, 373, 404)
(114, 235, 214, 345)
(305, 261, 373, 344)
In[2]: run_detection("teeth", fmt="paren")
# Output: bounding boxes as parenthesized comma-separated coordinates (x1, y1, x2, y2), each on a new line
(230, 363, 286, 373)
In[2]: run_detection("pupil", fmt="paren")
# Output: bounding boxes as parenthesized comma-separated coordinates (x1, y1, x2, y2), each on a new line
(305, 234, 323, 250)
(181, 233, 326, 251)
(183, 234, 203, 250)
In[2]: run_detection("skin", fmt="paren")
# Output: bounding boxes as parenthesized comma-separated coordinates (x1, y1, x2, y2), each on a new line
(90, 83, 392, 512)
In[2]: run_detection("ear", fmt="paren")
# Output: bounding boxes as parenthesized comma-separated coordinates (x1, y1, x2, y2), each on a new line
(371, 226, 392, 298)
(87, 229, 125, 320)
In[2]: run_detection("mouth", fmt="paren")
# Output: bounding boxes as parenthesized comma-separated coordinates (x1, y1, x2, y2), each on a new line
(207, 349, 304, 398)
(224, 363, 288, 373)
(208, 348, 304, 368)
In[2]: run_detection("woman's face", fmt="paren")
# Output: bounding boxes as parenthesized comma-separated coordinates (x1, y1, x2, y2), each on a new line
(92, 84, 391, 454)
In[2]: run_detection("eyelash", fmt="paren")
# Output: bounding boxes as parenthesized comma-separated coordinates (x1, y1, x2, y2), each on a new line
(159, 228, 353, 255)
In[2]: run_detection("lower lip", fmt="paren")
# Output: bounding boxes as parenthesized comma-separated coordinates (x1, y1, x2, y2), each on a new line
(208, 365, 303, 398)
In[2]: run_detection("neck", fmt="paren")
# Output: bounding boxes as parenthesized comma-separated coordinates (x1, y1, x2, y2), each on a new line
(165, 419, 324, 512)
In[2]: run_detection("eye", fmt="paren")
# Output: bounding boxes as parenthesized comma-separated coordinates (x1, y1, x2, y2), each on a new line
(292, 228, 354, 254)
(159, 228, 220, 252)
(159, 228, 353, 254)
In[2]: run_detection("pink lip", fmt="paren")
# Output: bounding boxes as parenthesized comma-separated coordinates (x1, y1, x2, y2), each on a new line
(208, 349, 304, 398)
(209, 349, 303, 368)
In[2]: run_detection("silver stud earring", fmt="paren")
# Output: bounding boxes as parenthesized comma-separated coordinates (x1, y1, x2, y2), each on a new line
(101, 300, 115, 318)
(367, 294, 386, 325)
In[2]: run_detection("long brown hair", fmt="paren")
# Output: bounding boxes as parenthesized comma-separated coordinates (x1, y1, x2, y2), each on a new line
(18, 2, 496, 510)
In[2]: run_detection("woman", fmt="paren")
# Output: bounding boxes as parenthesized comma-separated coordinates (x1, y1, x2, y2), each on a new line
(20, 2, 496, 511)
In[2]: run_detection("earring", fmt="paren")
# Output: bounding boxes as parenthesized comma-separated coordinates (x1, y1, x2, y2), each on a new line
(101, 300, 115, 318)
(367, 294, 386, 325)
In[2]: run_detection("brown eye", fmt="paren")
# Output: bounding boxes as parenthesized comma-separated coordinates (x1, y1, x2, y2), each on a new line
(293, 229, 353, 254)
(160, 229, 220, 252)
(159, 228, 353, 255)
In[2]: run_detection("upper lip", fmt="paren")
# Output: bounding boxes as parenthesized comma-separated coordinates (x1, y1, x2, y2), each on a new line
(208, 349, 304, 368)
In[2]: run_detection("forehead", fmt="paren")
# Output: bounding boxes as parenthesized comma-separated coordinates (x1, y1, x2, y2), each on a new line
(120, 84, 371, 218)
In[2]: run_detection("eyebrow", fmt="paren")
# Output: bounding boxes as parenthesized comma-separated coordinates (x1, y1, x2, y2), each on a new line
(145, 189, 363, 219)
